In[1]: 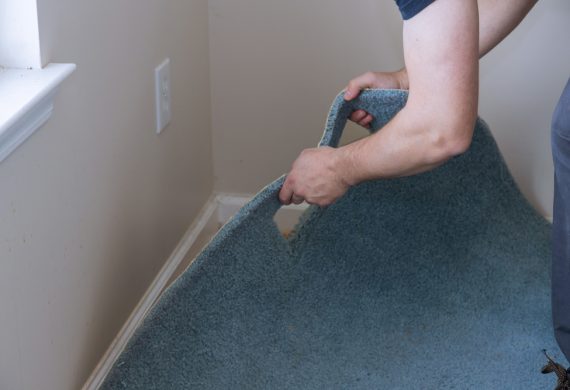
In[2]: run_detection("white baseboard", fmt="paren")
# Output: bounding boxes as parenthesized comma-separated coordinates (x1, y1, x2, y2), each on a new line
(82, 192, 308, 389)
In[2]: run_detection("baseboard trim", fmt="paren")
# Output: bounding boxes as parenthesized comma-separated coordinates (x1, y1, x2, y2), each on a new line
(81, 194, 218, 390)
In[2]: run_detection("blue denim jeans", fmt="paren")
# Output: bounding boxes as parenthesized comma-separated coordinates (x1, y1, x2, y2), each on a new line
(552, 77, 570, 361)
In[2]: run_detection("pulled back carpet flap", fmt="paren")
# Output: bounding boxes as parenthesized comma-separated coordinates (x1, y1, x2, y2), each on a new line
(102, 89, 560, 389)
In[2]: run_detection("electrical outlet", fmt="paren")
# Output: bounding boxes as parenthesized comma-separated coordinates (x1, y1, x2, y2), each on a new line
(155, 58, 171, 134)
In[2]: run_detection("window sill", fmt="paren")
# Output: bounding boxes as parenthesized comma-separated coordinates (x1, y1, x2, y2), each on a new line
(0, 63, 76, 163)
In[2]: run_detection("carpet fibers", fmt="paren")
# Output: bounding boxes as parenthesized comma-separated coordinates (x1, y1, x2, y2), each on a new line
(102, 89, 561, 389)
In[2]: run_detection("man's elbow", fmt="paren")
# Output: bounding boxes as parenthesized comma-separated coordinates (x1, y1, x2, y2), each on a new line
(426, 120, 475, 163)
(440, 129, 473, 157)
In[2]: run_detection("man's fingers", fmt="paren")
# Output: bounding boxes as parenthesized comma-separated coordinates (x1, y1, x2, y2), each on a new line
(291, 194, 304, 205)
(350, 110, 366, 122)
(349, 111, 374, 129)
(358, 114, 373, 127)
(279, 178, 294, 205)
(344, 72, 377, 101)
(280, 174, 306, 205)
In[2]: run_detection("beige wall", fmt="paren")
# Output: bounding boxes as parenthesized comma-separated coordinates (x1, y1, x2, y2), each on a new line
(209, 0, 570, 218)
(208, 0, 404, 193)
(479, 0, 569, 218)
(0, 0, 213, 389)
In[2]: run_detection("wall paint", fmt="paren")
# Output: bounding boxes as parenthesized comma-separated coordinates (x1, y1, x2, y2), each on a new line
(478, 1, 569, 218)
(208, 0, 404, 193)
(209, 0, 570, 218)
(0, 0, 213, 389)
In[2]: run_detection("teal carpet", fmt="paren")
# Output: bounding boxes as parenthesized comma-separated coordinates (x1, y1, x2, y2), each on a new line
(102, 89, 562, 389)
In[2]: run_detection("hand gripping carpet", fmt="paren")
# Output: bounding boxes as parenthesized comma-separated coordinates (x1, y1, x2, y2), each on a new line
(101, 89, 561, 389)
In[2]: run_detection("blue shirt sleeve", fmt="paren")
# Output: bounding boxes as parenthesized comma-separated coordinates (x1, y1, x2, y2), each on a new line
(394, 0, 436, 20)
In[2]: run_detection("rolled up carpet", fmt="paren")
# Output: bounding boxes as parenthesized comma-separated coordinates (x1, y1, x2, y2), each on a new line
(102, 89, 561, 389)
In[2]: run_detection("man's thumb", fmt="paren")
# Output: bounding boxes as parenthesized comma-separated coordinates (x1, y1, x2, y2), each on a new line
(344, 86, 358, 101)
(344, 72, 376, 101)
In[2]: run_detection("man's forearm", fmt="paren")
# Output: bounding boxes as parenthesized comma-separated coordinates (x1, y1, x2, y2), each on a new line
(336, 105, 467, 185)
(478, 0, 538, 57)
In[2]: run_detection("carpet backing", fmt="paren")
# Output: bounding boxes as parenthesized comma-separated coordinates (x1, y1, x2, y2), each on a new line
(101, 89, 560, 389)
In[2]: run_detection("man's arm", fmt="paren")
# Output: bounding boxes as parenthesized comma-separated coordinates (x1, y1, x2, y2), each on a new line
(338, 0, 480, 182)
(345, 0, 538, 129)
(280, 0, 479, 206)
(478, 0, 538, 57)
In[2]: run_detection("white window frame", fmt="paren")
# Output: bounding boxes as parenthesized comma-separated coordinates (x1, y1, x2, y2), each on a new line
(0, 0, 42, 69)
(0, 0, 75, 164)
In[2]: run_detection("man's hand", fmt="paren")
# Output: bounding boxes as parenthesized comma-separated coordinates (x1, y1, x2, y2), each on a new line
(279, 147, 351, 207)
(344, 69, 409, 128)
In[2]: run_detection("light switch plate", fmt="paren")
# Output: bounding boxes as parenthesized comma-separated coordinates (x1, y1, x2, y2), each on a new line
(155, 58, 171, 134)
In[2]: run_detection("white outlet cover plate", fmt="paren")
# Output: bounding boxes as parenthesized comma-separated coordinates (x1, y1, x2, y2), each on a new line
(155, 58, 171, 134)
